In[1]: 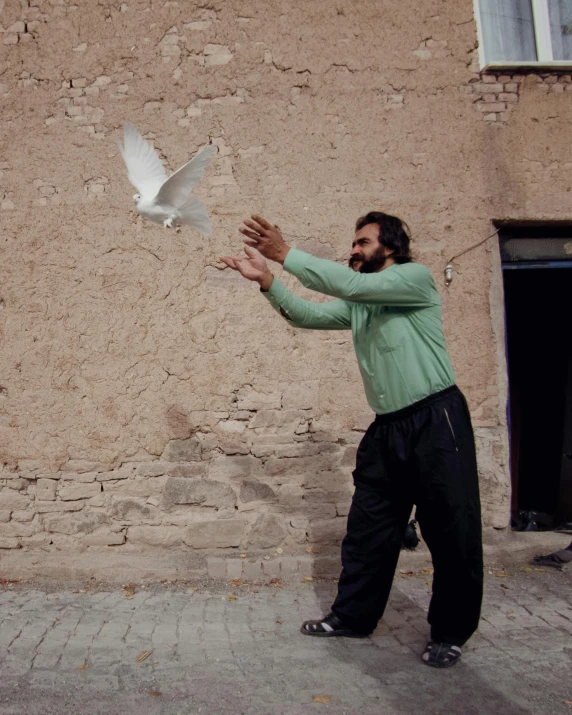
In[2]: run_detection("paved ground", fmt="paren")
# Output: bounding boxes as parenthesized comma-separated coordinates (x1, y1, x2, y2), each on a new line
(0, 563, 571, 715)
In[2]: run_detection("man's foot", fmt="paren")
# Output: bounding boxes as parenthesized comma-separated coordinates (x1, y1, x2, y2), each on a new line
(533, 549, 572, 569)
(300, 613, 368, 638)
(422, 641, 462, 668)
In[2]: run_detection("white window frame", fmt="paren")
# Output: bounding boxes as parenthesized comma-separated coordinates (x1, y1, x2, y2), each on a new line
(474, 0, 572, 70)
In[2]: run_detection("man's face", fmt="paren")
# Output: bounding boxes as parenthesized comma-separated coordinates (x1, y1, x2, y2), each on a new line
(349, 223, 389, 273)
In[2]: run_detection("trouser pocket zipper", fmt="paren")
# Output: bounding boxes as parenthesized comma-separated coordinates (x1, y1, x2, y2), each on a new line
(444, 408, 459, 451)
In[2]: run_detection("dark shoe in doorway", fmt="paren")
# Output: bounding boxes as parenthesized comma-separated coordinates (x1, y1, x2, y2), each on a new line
(422, 641, 462, 668)
(300, 613, 368, 638)
(511, 510, 553, 532)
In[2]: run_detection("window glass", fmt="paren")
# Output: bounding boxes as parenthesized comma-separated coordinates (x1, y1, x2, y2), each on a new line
(548, 0, 572, 60)
(479, 0, 538, 61)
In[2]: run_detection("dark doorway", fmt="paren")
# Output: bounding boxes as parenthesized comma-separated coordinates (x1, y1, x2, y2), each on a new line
(500, 226, 572, 525)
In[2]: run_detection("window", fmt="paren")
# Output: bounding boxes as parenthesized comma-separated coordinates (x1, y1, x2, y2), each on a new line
(475, 0, 572, 68)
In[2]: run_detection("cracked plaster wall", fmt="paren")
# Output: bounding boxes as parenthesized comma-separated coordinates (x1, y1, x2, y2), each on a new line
(1, 0, 571, 556)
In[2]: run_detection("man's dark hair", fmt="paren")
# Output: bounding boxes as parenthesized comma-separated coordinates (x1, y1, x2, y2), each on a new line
(355, 212, 413, 264)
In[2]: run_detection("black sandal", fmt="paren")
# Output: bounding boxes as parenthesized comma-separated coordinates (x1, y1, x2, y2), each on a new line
(300, 612, 368, 638)
(422, 641, 462, 668)
(533, 550, 572, 569)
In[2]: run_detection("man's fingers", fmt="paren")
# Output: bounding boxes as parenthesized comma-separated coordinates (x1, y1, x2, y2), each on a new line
(243, 219, 266, 234)
(220, 256, 240, 271)
(252, 215, 272, 230)
(220, 256, 238, 270)
(240, 228, 263, 241)
(243, 245, 258, 258)
(243, 239, 259, 248)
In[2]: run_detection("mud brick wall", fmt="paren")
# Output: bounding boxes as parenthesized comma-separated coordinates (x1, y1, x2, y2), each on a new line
(1, 0, 572, 557)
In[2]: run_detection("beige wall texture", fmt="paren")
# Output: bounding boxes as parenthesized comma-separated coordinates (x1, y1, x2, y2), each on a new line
(1, 0, 572, 561)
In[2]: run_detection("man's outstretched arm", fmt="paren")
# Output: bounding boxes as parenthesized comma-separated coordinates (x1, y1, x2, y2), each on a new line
(220, 247, 351, 330)
(240, 215, 438, 307)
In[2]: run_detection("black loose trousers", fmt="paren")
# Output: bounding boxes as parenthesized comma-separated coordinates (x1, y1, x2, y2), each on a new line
(332, 385, 483, 646)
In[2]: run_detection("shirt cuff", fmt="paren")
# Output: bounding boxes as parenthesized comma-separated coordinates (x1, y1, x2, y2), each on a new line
(264, 277, 290, 304)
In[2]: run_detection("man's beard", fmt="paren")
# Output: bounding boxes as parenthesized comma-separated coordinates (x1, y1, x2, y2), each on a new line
(348, 246, 387, 273)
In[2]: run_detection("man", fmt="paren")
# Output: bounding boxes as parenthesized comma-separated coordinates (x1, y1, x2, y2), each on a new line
(221, 212, 483, 668)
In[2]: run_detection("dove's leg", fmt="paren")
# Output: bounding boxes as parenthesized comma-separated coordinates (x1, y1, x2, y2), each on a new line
(163, 217, 182, 232)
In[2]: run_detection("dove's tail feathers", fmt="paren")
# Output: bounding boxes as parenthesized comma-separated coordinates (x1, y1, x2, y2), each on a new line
(177, 196, 212, 236)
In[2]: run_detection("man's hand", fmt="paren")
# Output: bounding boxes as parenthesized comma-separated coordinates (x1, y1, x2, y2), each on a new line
(220, 246, 274, 291)
(239, 215, 290, 264)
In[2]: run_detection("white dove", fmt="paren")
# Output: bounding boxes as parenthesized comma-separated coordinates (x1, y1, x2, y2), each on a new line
(116, 122, 216, 235)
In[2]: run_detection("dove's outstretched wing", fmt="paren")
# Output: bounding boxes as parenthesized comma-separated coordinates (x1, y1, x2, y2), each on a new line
(116, 122, 167, 199)
(154, 145, 217, 208)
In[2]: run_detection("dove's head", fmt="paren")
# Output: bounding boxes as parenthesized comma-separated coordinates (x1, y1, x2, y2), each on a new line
(132, 193, 141, 205)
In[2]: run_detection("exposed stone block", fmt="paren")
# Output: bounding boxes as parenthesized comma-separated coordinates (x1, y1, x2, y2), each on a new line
(60, 461, 108, 473)
(478, 102, 506, 113)
(308, 518, 347, 544)
(162, 477, 237, 509)
(110, 498, 160, 524)
(240, 480, 277, 503)
(226, 560, 243, 579)
(42, 512, 106, 535)
(0, 518, 41, 538)
(209, 455, 262, 480)
(11, 510, 36, 522)
(279, 557, 299, 576)
(58, 482, 101, 501)
(161, 436, 202, 462)
(247, 513, 287, 549)
(184, 519, 245, 548)
(242, 559, 262, 579)
(127, 525, 184, 547)
(0, 538, 20, 549)
(83, 531, 126, 546)
(35, 501, 85, 513)
(60, 472, 97, 482)
(0, 489, 31, 510)
(207, 557, 226, 578)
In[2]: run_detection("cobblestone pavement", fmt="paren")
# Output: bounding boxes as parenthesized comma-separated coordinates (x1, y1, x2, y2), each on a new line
(0, 565, 571, 715)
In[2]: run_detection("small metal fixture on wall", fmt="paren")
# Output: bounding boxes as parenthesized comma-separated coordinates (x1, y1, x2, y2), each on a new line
(444, 228, 500, 286)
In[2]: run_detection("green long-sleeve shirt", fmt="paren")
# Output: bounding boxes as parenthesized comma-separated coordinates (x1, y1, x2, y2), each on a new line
(263, 248, 455, 415)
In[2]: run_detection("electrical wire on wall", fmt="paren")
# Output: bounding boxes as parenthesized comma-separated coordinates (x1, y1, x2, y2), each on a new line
(444, 227, 500, 286)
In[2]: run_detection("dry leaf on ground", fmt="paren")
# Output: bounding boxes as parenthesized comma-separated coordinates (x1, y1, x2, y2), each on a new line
(276, 548, 284, 554)
(122, 582, 136, 599)
(228, 594, 237, 601)
(303, 576, 313, 582)
(78, 664, 88, 670)
(136, 650, 153, 663)
(313, 695, 332, 703)
(148, 691, 162, 697)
